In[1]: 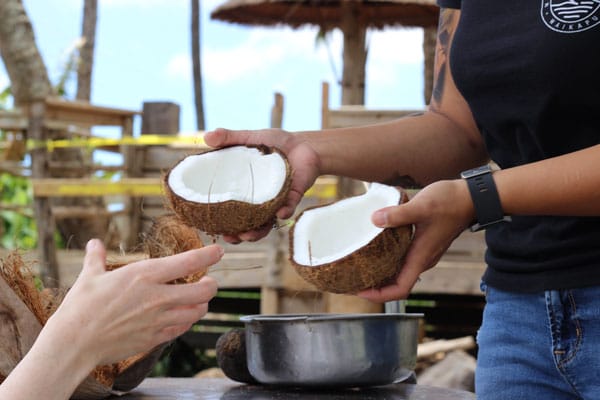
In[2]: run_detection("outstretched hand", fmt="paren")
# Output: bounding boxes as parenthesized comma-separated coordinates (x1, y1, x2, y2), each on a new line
(0, 239, 222, 400)
(204, 128, 321, 243)
(359, 180, 475, 303)
(47, 239, 221, 366)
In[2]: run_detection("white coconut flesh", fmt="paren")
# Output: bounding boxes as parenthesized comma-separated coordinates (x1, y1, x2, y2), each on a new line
(167, 146, 287, 204)
(293, 183, 401, 266)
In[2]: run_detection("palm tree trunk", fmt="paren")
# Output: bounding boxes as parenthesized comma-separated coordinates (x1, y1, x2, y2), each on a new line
(76, 0, 97, 101)
(191, 0, 205, 130)
(0, 0, 52, 104)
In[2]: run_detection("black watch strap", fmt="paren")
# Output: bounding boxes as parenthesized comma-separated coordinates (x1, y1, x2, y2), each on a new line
(461, 165, 511, 232)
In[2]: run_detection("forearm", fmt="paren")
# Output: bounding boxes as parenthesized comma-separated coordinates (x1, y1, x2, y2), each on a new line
(495, 144, 600, 216)
(298, 110, 488, 187)
(0, 316, 97, 400)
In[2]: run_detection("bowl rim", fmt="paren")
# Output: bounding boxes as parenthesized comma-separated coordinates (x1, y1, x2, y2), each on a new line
(240, 312, 424, 323)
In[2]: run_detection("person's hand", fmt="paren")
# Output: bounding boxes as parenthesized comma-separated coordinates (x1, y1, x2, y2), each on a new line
(204, 127, 321, 243)
(358, 180, 475, 302)
(44, 239, 221, 367)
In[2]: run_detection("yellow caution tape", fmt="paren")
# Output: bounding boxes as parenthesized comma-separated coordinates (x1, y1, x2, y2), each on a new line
(23, 134, 207, 152)
(32, 178, 338, 200)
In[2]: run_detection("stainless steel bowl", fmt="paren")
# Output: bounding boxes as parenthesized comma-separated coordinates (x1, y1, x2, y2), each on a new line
(240, 313, 423, 388)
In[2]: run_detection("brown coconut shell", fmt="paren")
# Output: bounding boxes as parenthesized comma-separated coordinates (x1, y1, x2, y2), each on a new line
(163, 145, 292, 236)
(289, 191, 412, 294)
(142, 214, 205, 283)
(215, 328, 258, 384)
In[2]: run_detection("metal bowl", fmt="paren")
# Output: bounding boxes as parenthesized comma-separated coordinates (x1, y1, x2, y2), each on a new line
(240, 313, 423, 388)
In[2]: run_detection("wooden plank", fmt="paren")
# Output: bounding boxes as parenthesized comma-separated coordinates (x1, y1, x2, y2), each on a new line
(413, 258, 486, 296)
(0, 110, 27, 131)
(32, 177, 164, 197)
(42, 97, 140, 127)
(142, 146, 201, 172)
(327, 107, 423, 129)
(51, 206, 127, 219)
(31, 176, 338, 199)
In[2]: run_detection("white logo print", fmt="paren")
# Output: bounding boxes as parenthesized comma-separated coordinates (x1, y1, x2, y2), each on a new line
(541, 0, 600, 33)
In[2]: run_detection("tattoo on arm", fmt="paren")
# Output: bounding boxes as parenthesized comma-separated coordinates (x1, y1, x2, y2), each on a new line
(431, 9, 457, 107)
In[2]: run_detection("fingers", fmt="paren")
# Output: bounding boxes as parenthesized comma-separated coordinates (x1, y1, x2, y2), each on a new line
(278, 188, 304, 220)
(82, 239, 107, 276)
(222, 221, 275, 243)
(134, 245, 224, 283)
(157, 303, 210, 328)
(238, 222, 273, 242)
(357, 260, 421, 303)
(204, 128, 252, 148)
(160, 276, 218, 308)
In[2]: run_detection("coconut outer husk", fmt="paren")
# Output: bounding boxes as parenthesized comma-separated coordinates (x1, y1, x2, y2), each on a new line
(142, 214, 205, 283)
(163, 145, 292, 236)
(0, 259, 43, 384)
(215, 328, 258, 384)
(289, 190, 412, 294)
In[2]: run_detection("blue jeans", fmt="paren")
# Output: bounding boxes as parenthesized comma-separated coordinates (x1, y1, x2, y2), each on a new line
(476, 283, 600, 399)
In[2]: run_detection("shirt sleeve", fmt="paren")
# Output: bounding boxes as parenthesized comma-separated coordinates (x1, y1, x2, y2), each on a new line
(437, 0, 461, 8)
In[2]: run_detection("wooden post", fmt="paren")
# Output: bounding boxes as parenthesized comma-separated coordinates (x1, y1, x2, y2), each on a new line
(340, 2, 366, 106)
(28, 100, 59, 287)
(141, 102, 180, 135)
(270, 92, 284, 129)
(423, 27, 437, 105)
(123, 102, 180, 249)
(321, 81, 330, 130)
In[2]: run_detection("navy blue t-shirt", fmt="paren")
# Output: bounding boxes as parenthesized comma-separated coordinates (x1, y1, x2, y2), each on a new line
(437, 0, 600, 292)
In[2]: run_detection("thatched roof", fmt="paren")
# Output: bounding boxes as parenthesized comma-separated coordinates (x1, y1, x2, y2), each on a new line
(211, 0, 440, 29)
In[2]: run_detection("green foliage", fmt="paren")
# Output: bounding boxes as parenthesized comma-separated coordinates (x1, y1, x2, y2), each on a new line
(0, 86, 12, 110)
(0, 173, 37, 249)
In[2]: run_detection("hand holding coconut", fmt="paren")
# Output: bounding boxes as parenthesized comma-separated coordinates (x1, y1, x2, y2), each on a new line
(359, 179, 475, 303)
(203, 128, 320, 242)
(0, 239, 221, 400)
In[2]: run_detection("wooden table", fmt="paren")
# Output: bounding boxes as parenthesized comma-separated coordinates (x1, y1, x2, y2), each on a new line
(110, 378, 476, 399)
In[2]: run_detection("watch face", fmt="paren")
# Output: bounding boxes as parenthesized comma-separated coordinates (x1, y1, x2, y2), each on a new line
(461, 165, 492, 179)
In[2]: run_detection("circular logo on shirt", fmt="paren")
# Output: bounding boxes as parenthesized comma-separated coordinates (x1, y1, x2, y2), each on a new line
(541, 0, 600, 33)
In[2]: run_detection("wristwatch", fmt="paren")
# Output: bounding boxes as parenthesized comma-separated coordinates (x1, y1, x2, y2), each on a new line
(460, 164, 511, 232)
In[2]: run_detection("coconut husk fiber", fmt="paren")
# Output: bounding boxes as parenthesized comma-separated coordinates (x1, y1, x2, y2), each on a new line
(0, 214, 207, 398)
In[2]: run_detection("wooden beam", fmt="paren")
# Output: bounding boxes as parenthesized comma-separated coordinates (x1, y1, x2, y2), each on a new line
(43, 97, 140, 126)
(31, 176, 338, 199)
(32, 177, 164, 197)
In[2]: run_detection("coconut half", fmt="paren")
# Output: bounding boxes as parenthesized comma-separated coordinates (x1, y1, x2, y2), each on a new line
(164, 145, 292, 235)
(289, 183, 412, 294)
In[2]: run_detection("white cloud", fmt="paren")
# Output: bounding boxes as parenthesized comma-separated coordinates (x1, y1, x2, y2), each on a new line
(202, 27, 325, 84)
(167, 24, 424, 92)
(368, 28, 425, 86)
(166, 53, 192, 81)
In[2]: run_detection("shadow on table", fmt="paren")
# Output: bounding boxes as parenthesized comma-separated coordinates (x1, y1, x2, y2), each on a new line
(221, 383, 475, 400)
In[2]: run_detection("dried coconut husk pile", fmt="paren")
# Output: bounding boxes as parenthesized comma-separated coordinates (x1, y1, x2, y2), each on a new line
(0, 214, 204, 399)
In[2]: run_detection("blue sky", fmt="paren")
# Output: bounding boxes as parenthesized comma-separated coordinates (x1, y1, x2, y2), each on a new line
(1, 0, 426, 135)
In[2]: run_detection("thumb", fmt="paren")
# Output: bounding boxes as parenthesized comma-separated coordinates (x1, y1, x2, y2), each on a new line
(203, 128, 229, 148)
(82, 239, 107, 276)
(371, 204, 413, 228)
